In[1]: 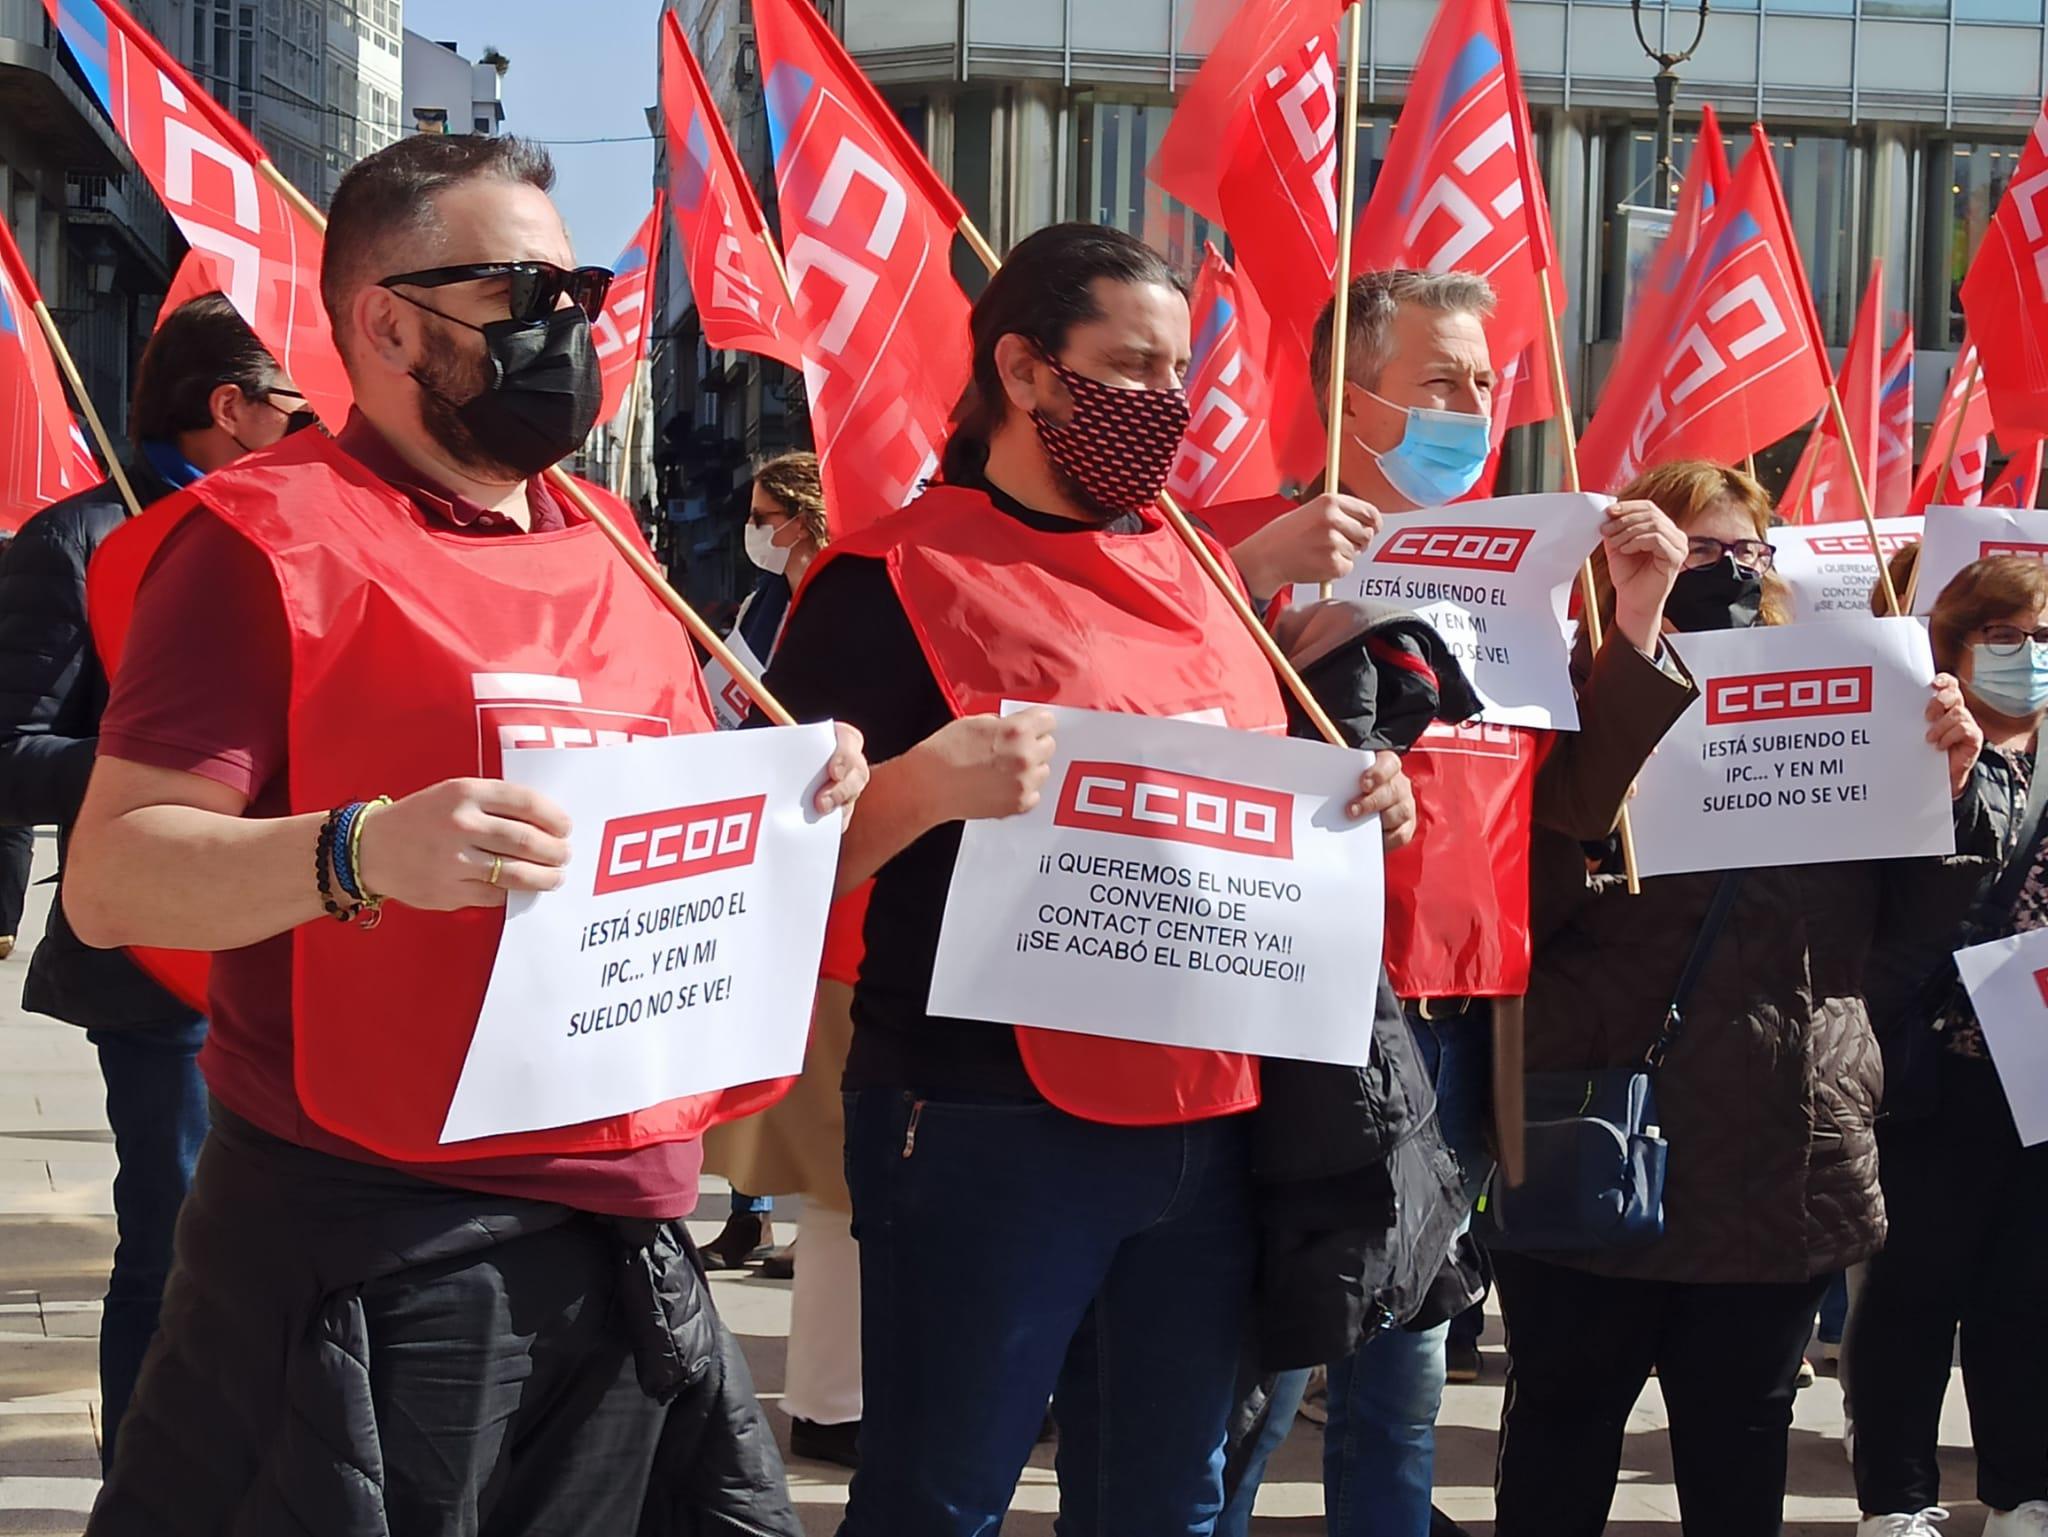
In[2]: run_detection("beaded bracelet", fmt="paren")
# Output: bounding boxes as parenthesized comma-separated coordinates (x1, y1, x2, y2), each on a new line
(315, 807, 361, 924)
(316, 800, 390, 928)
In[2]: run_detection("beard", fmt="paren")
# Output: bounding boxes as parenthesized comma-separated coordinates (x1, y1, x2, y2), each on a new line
(409, 327, 524, 483)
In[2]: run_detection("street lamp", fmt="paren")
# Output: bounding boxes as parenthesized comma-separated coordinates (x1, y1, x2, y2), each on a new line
(1630, 0, 1712, 210)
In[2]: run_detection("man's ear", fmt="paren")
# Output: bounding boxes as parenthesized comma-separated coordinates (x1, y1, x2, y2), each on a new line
(205, 382, 246, 438)
(992, 333, 1046, 414)
(352, 285, 419, 378)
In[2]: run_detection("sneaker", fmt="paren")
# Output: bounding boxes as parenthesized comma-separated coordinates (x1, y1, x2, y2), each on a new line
(1298, 1365, 1329, 1425)
(789, 1416, 860, 1469)
(1796, 1358, 1817, 1389)
(700, 1212, 774, 1270)
(1446, 1338, 1482, 1383)
(1856, 1509, 1949, 1537)
(1984, 1502, 2048, 1537)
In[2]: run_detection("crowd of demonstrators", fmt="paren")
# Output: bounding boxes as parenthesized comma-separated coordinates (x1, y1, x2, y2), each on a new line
(0, 295, 311, 1466)
(3, 137, 2040, 1534)
(1848, 554, 2048, 1537)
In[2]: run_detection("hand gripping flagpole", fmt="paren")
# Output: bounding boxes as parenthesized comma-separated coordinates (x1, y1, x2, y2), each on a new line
(29, 299, 143, 518)
(250, 158, 797, 727)
(1319, 0, 1367, 601)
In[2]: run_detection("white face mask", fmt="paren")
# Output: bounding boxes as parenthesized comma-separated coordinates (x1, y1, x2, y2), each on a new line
(744, 517, 793, 575)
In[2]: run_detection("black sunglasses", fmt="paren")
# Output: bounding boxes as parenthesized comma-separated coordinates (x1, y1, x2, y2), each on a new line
(256, 390, 320, 436)
(377, 261, 614, 324)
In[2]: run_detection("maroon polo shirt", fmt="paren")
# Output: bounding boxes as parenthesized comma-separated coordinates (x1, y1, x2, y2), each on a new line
(96, 414, 705, 1218)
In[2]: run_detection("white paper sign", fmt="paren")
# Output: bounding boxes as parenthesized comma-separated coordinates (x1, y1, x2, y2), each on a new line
(1952, 928, 2048, 1147)
(1628, 618, 1954, 878)
(703, 628, 769, 731)
(1912, 503, 2048, 616)
(927, 706, 1384, 1066)
(1769, 517, 1924, 623)
(441, 724, 842, 1144)
(1298, 494, 1610, 730)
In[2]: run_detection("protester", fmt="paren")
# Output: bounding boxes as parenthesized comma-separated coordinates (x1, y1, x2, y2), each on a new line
(0, 532, 29, 962)
(0, 294, 310, 1466)
(760, 221, 1416, 1535)
(1848, 555, 2048, 1537)
(1492, 460, 1987, 1537)
(1216, 268, 1698, 1537)
(62, 134, 866, 1536)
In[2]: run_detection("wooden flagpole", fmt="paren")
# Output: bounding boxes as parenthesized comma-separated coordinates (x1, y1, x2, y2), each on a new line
(1538, 283, 1642, 895)
(1319, 0, 1367, 600)
(249, 157, 796, 725)
(1827, 381, 1901, 615)
(28, 299, 142, 518)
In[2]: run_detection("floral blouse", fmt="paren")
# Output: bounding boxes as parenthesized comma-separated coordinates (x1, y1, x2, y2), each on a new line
(1941, 745, 2048, 1059)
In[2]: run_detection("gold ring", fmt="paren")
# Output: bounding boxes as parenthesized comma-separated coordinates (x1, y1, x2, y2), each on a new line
(487, 854, 503, 887)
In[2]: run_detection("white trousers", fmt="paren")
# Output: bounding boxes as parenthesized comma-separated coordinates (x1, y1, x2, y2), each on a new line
(783, 1200, 863, 1425)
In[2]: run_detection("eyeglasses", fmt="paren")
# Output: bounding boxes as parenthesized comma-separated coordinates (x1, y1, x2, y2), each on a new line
(1976, 623, 2048, 656)
(1684, 536, 1776, 574)
(377, 261, 614, 323)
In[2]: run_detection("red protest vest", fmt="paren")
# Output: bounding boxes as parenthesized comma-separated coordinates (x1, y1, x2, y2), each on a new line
(92, 432, 790, 1162)
(1383, 719, 1542, 999)
(820, 485, 1287, 1126)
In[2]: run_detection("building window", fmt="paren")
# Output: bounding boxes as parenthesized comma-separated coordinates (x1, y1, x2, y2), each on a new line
(1074, 96, 1222, 276)
(1758, 132, 1855, 343)
(1957, 0, 2042, 16)
(1932, 140, 2025, 343)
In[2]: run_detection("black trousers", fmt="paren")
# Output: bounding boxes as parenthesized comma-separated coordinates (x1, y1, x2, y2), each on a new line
(1492, 1251, 1827, 1537)
(0, 824, 32, 935)
(1847, 1052, 2048, 1515)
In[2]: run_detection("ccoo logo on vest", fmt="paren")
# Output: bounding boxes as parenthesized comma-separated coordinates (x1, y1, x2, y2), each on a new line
(1705, 666, 1874, 725)
(473, 673, 670, 776)
(1054, 760, 1295, 860)
(1377, 527, 1535, 572)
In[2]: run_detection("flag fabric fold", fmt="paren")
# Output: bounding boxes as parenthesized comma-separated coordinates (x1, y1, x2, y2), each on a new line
(1779, 262, 1884, 526)
(0, 215, 101, 531)
(1170, 244, 1284, 508)
(1909, 339, 1994, 512)
(1960, 99, 2048, 447)
(1985, 439, 2045, 508)
(752, 0, 972, 535)
(593, 196, 663, 426)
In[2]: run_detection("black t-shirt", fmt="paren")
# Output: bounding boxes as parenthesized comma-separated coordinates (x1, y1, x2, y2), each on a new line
(763, 476, 1146, 1100)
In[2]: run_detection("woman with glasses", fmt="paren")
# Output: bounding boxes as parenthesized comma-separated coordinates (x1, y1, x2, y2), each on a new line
(1490, 462, 1988, 1537)
(1845, 556, 2048, 1537)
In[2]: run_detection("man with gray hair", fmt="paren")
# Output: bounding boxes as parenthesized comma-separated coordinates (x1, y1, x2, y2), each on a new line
(1214, 269, 1697, 1537)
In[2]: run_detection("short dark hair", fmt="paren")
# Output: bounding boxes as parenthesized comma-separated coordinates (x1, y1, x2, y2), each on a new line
(1308, 269, 1496, 402)
(130, 292, 282, 441)
(321, 133, 557, 357)
(939, 222, 1188, 485)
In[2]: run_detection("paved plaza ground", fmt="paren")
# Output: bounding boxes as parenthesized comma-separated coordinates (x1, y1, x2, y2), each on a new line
(0, 828, 1987, 1533)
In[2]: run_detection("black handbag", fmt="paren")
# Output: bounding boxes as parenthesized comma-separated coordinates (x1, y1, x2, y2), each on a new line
(1474, 870, 1743, 1253)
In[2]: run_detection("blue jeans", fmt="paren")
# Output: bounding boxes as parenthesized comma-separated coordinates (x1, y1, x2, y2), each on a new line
(1216, 1368, 1310, 1537)
(729, 1190, 773, 1217)
(89, 1017, 208, 1470)
(1817, 1269, 1849, 1345)
(838, 1090, 1256, 1537)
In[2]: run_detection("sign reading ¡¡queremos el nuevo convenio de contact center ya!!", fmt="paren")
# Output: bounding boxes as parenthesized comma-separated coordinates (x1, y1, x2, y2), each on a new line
(1911, 503, 2048, 616)
(1768, 517, 1924, 623)
(1626, 616, 1955, 879)
(441, 724, 843, 1144)
(927, 706, 1385, 1067)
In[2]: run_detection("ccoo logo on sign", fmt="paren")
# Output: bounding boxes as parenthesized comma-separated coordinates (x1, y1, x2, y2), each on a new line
(1378, 527, 1534, 572)
(1810, 533, 1915, 557)
(1706, 666, 1874, 725)
(1055, 761, 1294, 859)
(1980, 541, 2048, 560)
(595, 794, 766, 895)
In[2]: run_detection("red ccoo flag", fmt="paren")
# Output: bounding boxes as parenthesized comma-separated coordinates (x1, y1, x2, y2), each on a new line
(1577, 128, 1829, 491)
(1985, 439, 2045, 508)
(1352, 0, 1566, 428)
(1780, 262, 1884, 526)
(1875, 333, 1915, 516)
(159, 249, 215, 319)
(1961, 100, 2048, 447)
(44, 0, 351, 425)
(592, 196, 663, 426)
(752, 0, 972, 535)
(659, 12, 800, 370)
(1169, 245, 1285, 508)
(1910, 338, 1995, 512)
(0, 216, 101, 531)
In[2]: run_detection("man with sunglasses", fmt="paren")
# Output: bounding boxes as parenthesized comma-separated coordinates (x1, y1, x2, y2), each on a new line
(0, 292, 308, 1469)
(63, 136, 852, 1534)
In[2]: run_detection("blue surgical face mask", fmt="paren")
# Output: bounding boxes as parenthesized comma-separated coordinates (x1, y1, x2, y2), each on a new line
(1970, 640, 2048, 717)
(1351, 385, 1494, 508)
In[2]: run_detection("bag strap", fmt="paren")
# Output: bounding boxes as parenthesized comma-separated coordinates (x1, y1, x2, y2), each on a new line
(1643, 870, 1745, 1069)
(1983, 749, 2048, 921)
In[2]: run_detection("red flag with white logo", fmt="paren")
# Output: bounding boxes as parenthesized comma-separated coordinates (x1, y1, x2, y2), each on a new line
(1169, 244, 1284, 508)
(0, 215, 101, 531)
(1986, 439, 2044, 508)
(1875, 333, 1915, 517)
(752, 0, 972, 536)
(44, 0, 351, 426)
(1576, 128, 1830, 492)
(593, 196, 663, 426)
(659, 12, 801, 371)
(1780, 263, 1884, 526)
(1352, 0, 1566, 428)
(1910, 338, 1995, 512)
(159, 249, 215, 321)
(1961, 100, 2048, 447)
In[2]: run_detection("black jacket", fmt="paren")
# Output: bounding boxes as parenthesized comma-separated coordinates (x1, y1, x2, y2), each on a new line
(89, 1108, 801, 1537)
(0, 461, 197, 1030)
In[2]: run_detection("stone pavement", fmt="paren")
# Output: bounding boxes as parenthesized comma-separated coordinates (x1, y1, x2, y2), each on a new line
(0, 827, 1986, 1535)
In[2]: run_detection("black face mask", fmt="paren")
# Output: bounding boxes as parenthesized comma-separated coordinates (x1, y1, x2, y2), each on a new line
(1665, 555, 1765, 633)
(406, 301, 602, 479)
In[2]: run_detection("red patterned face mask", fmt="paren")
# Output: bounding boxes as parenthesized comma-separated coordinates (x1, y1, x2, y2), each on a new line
(1032, 356, 1192, 515)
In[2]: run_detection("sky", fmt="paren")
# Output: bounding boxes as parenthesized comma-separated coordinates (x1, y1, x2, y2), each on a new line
(403, 1, 665, 268)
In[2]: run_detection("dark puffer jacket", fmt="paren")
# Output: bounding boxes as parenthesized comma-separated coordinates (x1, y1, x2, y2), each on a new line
(1526, 830, 1995, 1285)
